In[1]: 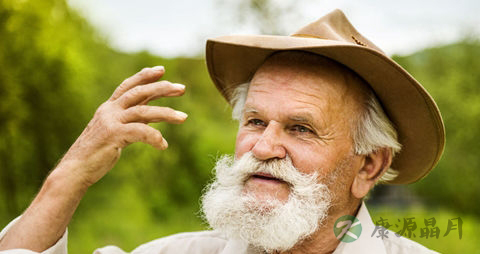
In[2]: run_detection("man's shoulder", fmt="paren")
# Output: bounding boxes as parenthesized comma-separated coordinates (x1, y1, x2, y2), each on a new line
(382, 230, 439, 254)
(150, 230, 228, 242)
(130, 230, 229, 254)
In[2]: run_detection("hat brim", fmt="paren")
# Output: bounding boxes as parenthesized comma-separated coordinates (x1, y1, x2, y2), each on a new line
(206, 35, 445, 184)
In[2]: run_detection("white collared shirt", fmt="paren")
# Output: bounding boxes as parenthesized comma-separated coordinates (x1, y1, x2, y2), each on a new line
(0, 203, 437, 254)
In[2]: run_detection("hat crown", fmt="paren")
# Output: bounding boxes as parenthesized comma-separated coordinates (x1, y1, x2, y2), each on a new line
(292, 9, 384, 54)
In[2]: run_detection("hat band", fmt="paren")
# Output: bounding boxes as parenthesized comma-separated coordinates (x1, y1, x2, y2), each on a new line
(291, 33, 325, 39)
(292, 33, 368, 47)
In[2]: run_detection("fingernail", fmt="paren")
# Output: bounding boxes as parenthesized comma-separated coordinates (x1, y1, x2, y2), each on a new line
(161, 138, 169, 150)
(172, 83, 185, 89)
(152, 66, 165, 72)
(175, 111, 188, 119)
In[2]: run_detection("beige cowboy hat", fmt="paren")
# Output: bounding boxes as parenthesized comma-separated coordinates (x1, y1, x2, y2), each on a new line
(205, 9, 445, 184)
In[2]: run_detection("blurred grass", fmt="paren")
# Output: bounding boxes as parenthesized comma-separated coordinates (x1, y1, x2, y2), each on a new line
(68, 179, 207, 253)
(369, 206, 479, 253)
(69, 208, 206, 253)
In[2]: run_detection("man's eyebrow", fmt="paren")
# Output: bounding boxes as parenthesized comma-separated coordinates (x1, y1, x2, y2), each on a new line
(289, 114, 315, 125)
(243, 107, 258, 114)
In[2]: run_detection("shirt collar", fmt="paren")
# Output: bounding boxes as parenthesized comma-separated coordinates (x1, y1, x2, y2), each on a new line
(333, 202, 387, 254)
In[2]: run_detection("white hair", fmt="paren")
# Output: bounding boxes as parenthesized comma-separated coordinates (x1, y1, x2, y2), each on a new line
(230, 82, 401, 183)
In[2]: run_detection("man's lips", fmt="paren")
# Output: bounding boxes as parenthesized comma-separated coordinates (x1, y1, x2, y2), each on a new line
(250, 172, 286, 183)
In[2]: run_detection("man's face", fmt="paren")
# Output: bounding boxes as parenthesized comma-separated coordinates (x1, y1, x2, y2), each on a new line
(202, 52, 370, 252)
(235, 52, 366, 204)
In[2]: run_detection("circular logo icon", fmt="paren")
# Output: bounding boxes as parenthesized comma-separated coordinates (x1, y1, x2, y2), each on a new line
(333, 215, 362, 243)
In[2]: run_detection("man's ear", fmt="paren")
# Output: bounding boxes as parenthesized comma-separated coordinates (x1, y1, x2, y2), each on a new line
(351, 148, 392, 199)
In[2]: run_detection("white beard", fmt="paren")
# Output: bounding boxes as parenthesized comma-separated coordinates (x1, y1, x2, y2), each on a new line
(201, 152, 333, 252)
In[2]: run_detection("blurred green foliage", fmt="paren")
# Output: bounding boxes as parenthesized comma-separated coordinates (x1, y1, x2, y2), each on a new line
(1, 0, 479, 253)
(393, 41, 480, 216)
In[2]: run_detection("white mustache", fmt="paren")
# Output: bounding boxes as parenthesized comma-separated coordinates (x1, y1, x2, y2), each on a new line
(215, 152, 320, 191)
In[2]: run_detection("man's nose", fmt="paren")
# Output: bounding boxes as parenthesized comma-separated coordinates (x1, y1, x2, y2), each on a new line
(251, 121, 287, 160)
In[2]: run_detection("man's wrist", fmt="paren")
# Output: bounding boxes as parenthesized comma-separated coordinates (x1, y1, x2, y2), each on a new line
(46, 160, 91, 197)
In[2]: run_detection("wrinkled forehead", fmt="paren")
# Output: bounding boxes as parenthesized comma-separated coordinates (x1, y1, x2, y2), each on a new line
(250, 51, 372, 112)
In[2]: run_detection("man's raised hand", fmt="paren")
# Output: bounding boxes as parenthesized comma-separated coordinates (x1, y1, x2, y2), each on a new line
(59, 66, 187, 187)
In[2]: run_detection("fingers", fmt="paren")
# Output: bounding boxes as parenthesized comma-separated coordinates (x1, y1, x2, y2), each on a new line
(116, 81, 186, 109)
(110, 66, 165, 101)
(122, 123, 168, 150)
(101, 65, 188, 151)
(121, 105, 188, 124)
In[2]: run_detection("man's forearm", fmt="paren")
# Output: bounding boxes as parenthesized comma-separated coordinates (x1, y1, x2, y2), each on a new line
(0, 161, 88, 251)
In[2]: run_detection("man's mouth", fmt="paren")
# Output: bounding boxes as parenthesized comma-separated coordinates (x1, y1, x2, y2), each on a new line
(250, 172, 285, 183)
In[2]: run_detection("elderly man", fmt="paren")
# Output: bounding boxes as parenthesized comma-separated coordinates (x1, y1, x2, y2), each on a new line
(0, 9, 444, 254)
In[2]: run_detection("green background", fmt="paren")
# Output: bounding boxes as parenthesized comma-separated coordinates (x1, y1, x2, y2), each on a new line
(1, 0, 479, 253)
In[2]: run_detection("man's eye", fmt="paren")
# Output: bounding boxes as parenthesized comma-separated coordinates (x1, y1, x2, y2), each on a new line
(291, 125, 313, 133)
(247, 119, 265, 126)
